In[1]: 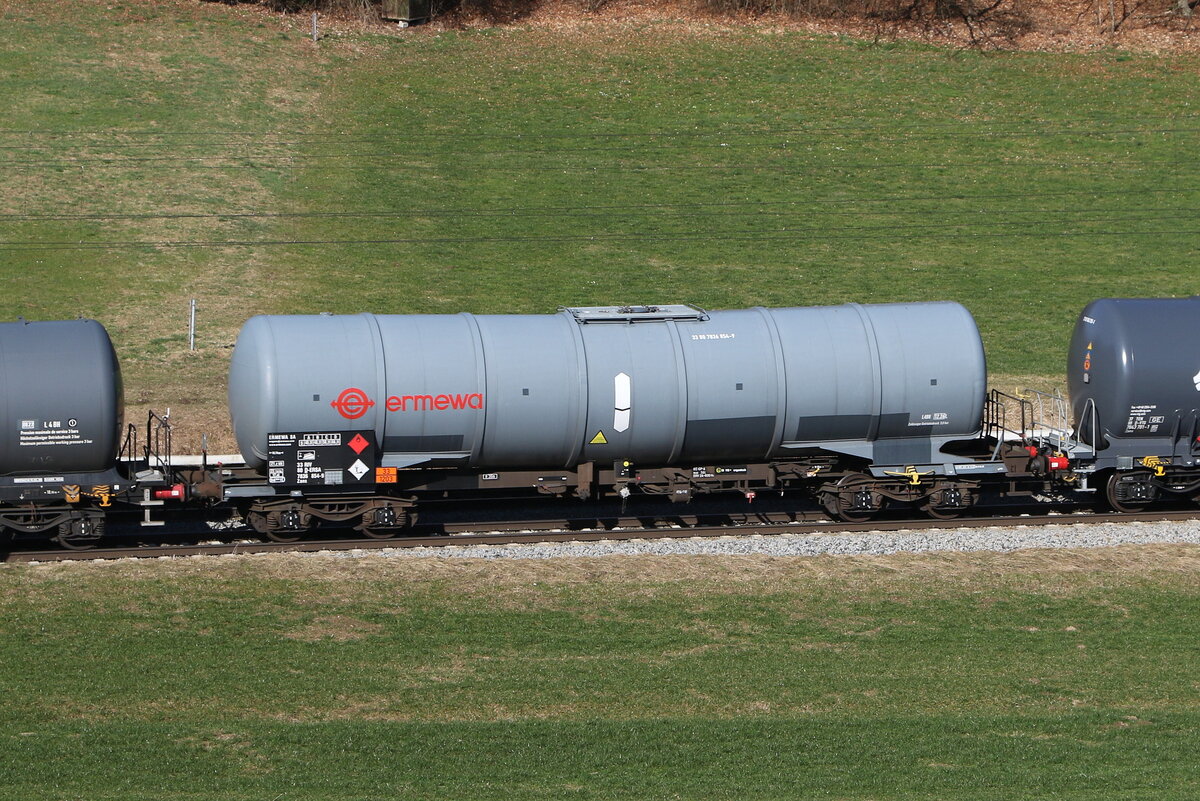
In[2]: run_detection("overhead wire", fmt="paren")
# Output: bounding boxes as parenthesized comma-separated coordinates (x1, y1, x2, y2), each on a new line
(0, 196, 1192, 223)
(2, 111, 1200, 138)
(3, 153, 1197, 170)
(3, 212, 1197, 251)
(0, 125, 1195, 154)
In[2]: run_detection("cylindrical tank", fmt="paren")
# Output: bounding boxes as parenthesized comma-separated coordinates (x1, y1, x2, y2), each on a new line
(0, 319, 124, 475)
(229, 302, 987, 472)
(1068, 297, 1200, 447)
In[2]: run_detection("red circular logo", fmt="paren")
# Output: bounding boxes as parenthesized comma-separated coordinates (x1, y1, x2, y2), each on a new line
(331, 387, 375, 420)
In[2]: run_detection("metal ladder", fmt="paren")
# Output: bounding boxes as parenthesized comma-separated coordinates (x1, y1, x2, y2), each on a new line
(984, 388, 1095, 460)
(135, 410, 174, 527)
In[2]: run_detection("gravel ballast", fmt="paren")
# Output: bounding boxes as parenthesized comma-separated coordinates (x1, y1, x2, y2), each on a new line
(330, 519, 1200, 561)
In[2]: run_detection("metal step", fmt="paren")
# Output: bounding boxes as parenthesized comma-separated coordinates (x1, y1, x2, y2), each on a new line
(140, 489, 165, 526)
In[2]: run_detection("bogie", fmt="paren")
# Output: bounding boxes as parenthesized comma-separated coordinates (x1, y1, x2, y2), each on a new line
(1104, 471, 1157, 513)
(54, 514, 106, 550)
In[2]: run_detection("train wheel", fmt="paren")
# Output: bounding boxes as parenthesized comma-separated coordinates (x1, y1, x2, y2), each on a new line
(822, 474, 879, 523)
(362, 529, 397, 540)
(921, 503, 964, 521)
(361, 504, 409, 540)
(263, 528, 306, 543)
(831, 506, 875, 524)
(921, 486, 971, 520)
(55, 514, 105, 550)
(247, 508, 310, 543)
(1105, 471, 1156, 513)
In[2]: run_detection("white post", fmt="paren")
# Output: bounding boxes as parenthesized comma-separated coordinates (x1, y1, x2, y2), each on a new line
(189, 299, 197, 351)
(312, 12, 319, 42)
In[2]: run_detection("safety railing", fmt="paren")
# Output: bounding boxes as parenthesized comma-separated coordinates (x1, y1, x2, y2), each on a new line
(983, 389, 1029, 459)
(144, 409, 173, 474)
(984, 388, 1095, 459)
(1022, 388, 1080, 454)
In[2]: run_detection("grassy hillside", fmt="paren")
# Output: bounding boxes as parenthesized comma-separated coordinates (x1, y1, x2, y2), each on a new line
(284, 28, 1200, 372)
(2, 547, 1199, 799)
(0, 1, 339, 445)
(2, 0, 1199, 448)
(3, 11, 1200, 797)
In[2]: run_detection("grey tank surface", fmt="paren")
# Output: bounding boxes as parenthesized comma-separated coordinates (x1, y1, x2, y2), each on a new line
(0, 319, 123, 475)
(229, 303, 987, 472)
(1068, 297, 1200, 449)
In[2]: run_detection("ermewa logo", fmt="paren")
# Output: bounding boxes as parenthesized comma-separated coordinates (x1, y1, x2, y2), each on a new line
(331, 388, 484, 420)
(1194, 369, 1200, 392)
(330, 388, 374, 419)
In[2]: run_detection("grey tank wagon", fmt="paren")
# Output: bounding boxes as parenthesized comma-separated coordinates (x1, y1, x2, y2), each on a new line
(224, 301, 1046, 534)
(1067, 297, 1200, 511)
(229, 302, 987, 472)
(0, 319, 174, 547)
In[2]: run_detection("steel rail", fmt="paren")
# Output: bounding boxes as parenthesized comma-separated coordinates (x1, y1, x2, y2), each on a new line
(6, 507, 1200, 563)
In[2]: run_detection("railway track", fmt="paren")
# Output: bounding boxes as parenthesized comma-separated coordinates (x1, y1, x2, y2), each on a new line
(6, 506, 1200, 563)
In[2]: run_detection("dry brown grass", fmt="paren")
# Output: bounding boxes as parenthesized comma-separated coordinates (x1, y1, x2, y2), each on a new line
(14, 543, 1200, 596)
(284, 613, 387, 640)
(176, 0, 1200, 53)
(291, 0, 1200, 53)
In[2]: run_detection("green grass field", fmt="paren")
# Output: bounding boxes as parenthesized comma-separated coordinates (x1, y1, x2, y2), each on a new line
(3, 0, 1200, 449)
(2, 548, 1199, 799)
(3, 5, 1200, 797)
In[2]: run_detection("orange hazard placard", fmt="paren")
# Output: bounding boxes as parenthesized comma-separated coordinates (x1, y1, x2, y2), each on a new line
(375, 467, 398, 484)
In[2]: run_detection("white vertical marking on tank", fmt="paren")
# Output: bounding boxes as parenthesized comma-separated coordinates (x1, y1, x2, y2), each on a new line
(614, 372, 631, 432)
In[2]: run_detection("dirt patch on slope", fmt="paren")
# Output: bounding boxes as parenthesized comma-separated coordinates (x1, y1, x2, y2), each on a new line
(295, 0, 1200, 54)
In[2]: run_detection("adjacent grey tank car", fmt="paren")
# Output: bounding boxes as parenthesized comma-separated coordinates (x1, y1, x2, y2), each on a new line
(1067, 297, 1200, 511)
(1068, 297, 1200, 453)
(0, 319, 123, 476)
(0, 318, 139, 548)
(228, 302, 987, 474)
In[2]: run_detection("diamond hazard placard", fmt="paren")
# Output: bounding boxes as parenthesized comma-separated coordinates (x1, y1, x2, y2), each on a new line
(266, 430, 379, 486)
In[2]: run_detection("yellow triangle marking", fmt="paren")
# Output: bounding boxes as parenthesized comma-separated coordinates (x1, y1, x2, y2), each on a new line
(1087, 342, 1093, 350)
(589, 430, 608, 445)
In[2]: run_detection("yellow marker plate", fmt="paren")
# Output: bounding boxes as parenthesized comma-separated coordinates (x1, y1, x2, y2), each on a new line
(589, 430, 608, 445)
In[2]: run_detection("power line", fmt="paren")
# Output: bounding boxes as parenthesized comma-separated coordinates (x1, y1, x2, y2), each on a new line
(0, 198, 1192, 223)
(3, 153, 1196, 170)
(1, 113, 1199, 138)
(3, 214, 1196, 251)
(0, 125, 1195, 154)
